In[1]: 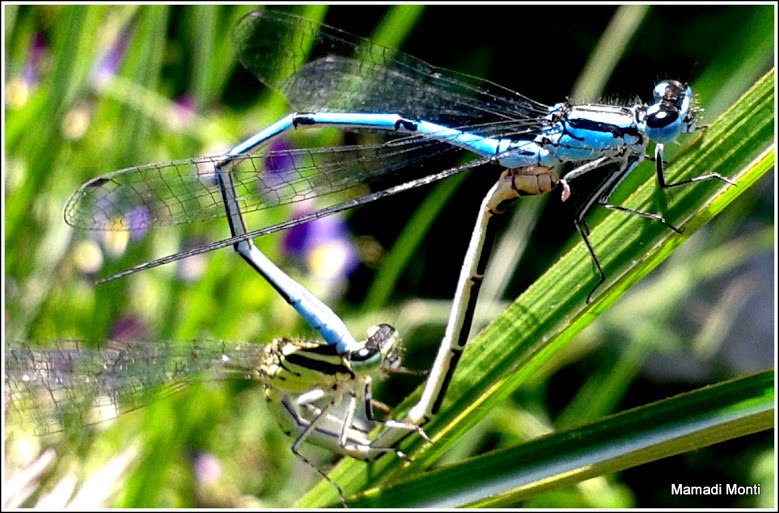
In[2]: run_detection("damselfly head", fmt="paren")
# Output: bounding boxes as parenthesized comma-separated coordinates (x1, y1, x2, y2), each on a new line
(350, 323, 401, 371)
(642, 80, 697, 144)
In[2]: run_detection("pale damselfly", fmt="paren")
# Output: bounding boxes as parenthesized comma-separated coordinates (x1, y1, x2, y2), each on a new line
(62, 9, 734, 451)
(5, 323, 427, 505)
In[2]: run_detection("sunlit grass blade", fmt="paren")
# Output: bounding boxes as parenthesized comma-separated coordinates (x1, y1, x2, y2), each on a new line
(346, 370, 773, 507)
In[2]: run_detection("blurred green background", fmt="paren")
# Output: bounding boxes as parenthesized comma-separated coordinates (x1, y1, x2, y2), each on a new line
(3, 3, 774, 508)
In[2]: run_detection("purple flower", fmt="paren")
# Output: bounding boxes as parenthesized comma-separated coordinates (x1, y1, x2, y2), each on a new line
(22, 34, 45, 87)
(168, 95, 197, 129)
(256, 139, 295, 195)
(261, 133, 359, 293)
(175, 237, 209, 283)
(191, 451, 222, 486)
(282, 206, 359, 288)
(89, 195, 150, 258)
(110, 315, 149, 343)
(90, 22, 132, 89)
(126, 206, 151, 240)
(7, 33, 45, 108)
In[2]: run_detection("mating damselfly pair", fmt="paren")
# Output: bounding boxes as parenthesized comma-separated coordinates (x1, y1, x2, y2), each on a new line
(5, 5, 751, 508)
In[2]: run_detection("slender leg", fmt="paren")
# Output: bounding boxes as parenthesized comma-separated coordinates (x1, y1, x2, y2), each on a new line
(284, 389, 403, 458)
(286, 392, 349, 506)
(568, 144, 734, 303)
(653, 143, 735, 190)
(359, 378, 430, 447)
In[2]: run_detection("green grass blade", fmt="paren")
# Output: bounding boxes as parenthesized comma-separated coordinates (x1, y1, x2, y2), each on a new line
(346, 370, 773, 507)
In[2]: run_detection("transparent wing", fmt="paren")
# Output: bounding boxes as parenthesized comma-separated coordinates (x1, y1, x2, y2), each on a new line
(65, 122, 543, 233)
(65, 137, 452, 230)
(5, 340, 270, 436)
(233, 9, 551, 125)
(65, 9, 552, 234)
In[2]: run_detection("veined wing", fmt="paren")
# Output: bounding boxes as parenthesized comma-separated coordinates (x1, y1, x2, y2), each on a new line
(64, 118, 543, 233)
(233, 9, 551, 125)
(65, 137, 447, 231)
(5, 340, 269, 436)
(66, 9, 553, 234)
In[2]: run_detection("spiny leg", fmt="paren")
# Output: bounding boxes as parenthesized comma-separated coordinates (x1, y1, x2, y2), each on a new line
(570, 144, 735, 303)
(358, 378, 430, 454)
(285, 393, 351, 507)
(653, 143, 735, 190)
